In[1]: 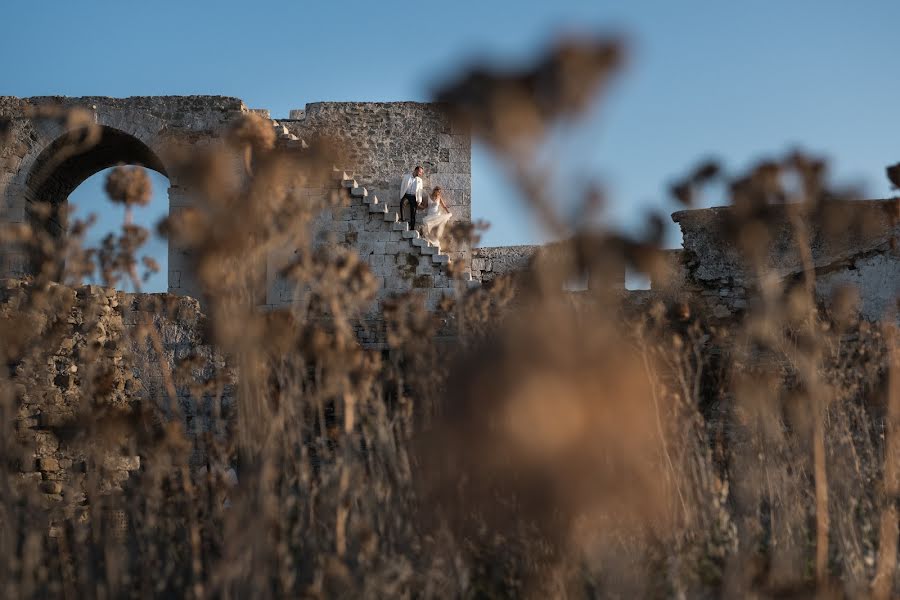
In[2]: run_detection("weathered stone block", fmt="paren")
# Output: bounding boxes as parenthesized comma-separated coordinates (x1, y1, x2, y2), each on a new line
(436, 161, 471, 174)
(438, 134, 471, 151)
(38, 457, 60, 472)
(34, 432, 59, 456)
(429, 173, 470, 190)
(103, 455, 140, 471)
(40, 481, 62, 495)
(448, 148, 469, 163)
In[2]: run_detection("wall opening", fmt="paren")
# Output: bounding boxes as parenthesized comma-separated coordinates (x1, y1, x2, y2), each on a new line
(625, 266, 651, 290)
(68, 168, 170, 292)
(24, 126, 169, 291)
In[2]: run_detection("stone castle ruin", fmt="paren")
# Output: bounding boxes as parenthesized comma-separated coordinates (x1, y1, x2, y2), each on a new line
(0, 96, 472, 309)
(0, 94, 897, 508)
(3, 94, 894, 322)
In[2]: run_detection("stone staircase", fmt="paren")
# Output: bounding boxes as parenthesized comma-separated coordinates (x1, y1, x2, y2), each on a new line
(337, 172, 456, 270)
(255, 113, 479, 312)
(247, 109, 307, 148)
(271, 119, 308, 149)
(254, 110, 459, 277)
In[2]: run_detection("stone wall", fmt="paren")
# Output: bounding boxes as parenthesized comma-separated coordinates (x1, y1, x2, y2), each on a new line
(470, 245, 542, 284)
(6, 281, 231, 507)
(281, 102, 471, 226)
(471, 244, 626, 291)
(468, 201, 896, 325)
(664, 200, 899, 322)
(264, 178, 458, 315)
(0, 95, 245, 301)
(1, 96, 474, 314)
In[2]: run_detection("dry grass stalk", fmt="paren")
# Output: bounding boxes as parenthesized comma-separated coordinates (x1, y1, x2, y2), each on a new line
(0, 36, 895, 598)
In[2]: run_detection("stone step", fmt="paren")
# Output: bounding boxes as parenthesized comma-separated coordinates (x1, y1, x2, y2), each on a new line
(341, 179, 357, 189)
(391, 220, 408, 230)
(401, 229, 419, 239)
(432, 254, 450, 265)
(411, 238, 427, 247)
(350, 187, 368, 197)
(273, 126, 299, 141)
(368, 204, 388, 214)
(383, 212, 399, 223)
(420, 245, 437, 255)
(363, 195, 377, 204)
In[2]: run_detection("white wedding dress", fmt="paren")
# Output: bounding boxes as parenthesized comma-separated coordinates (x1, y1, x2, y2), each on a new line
(420, 196, 452, 247)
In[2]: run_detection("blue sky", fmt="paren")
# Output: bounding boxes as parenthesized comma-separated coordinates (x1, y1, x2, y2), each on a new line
(3, 0, 899, 291)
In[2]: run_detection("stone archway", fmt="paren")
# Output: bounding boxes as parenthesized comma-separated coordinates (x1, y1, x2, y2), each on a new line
(0, 95, 248, 297)
(14, 125, 171, 288)
(24, 125, 168, 238)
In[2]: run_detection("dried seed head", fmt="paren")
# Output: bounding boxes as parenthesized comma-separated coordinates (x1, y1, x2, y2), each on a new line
(691, 160, 721, 182)
(105, 165, 152, 206)
(434, 36, 623, 152)
(226, 113, 276, 152)
(670, 181, 693, 206)
(886, 162, 900, 189)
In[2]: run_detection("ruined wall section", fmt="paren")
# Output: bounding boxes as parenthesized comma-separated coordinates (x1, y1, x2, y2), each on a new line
(280, 102, 472, 269)
(264, 179, 458, 331)
(1, 97, 477, 315)
(0, 95, 247, 299)
(668, 200, 899, 322)
(471, 244, 626, 291)
(6, 282, 231, 505)
(282, 102, 470, 225)
(470, 245, 541, 285)
(265, 103, 471, 315)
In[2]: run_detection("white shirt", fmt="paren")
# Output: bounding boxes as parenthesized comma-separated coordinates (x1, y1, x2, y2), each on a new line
(399, 173, 424, 205)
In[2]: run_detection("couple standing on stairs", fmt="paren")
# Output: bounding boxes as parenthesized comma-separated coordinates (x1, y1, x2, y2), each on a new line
(399, 166, 452, 250)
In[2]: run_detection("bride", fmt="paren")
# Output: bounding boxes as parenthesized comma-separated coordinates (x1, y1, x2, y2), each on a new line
(420, 186, 452, 249)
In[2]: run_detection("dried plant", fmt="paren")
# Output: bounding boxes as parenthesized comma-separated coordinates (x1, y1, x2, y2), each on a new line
(0, 34, 896, 600)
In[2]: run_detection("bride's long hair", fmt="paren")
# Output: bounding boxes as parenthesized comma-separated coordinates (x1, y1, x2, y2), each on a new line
(430, 186, 444, 207)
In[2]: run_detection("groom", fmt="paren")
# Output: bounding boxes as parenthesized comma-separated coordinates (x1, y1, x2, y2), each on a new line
(399, 165, 425, 230)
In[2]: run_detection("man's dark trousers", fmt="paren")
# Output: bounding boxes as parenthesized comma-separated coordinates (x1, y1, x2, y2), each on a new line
(400, 193, 418, 230)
